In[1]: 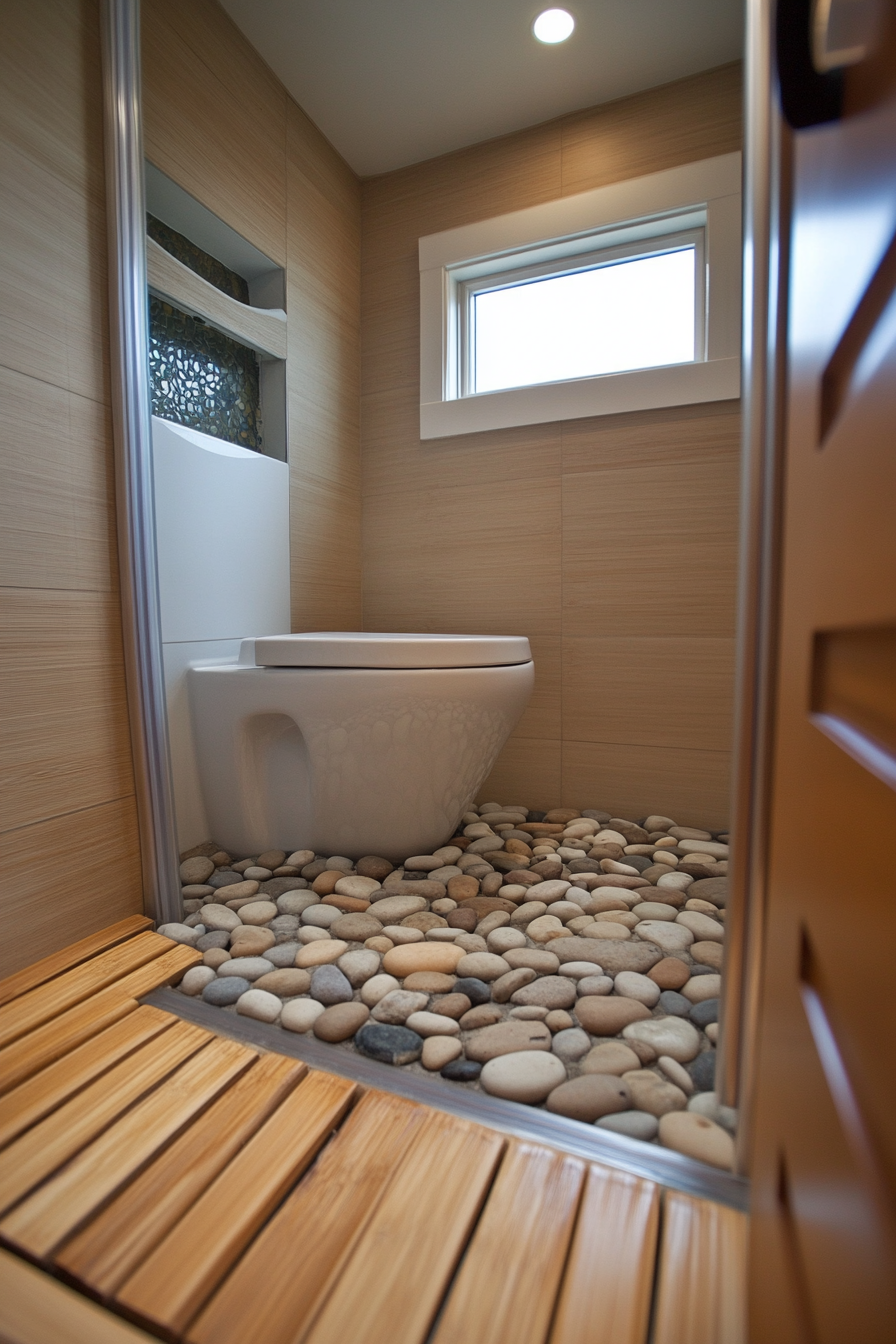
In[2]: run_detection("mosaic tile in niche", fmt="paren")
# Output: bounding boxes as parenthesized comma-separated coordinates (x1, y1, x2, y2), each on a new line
(147, 214, 249, 302)
(148, 298, 263, 451)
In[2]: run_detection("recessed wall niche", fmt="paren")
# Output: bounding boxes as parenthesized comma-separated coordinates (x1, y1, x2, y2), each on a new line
(144, 162, 288, 460)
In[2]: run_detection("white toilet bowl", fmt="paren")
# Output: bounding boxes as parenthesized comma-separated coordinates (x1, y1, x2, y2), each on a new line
(188, 632, 534, 861)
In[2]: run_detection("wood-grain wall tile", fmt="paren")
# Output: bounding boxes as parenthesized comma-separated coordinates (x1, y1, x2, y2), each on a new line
(0, 798, 143, 978)
(362, 478, 562, 638)
(0, 0, 105, 199)
(142, 0, 287, 265)
(563, 636, 736, 751)
(559, 63, 742, 196)
(478, 737, 562, 811)
(562, 458, 740, 638)
(0, 589, 134, 832)
(361, 388, 562, 499)
(0, 369, 117, 592)
(0, 140, 108, 402)
(290, 477, 363, 631)
(562, 739, 731, 829)
(561, 401, 741, 477)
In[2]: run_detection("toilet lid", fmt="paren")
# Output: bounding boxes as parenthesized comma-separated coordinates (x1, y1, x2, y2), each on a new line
(252, 632, 532, 669)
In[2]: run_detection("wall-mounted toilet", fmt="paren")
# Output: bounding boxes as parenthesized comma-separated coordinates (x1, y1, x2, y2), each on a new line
(189, 632, 534, 861)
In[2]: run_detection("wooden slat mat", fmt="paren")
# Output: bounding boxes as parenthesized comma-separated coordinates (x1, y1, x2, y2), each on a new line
(0, 922, 747, 1344)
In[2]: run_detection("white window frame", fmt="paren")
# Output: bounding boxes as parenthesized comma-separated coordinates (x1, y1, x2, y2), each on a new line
(419, 152, 741, 439)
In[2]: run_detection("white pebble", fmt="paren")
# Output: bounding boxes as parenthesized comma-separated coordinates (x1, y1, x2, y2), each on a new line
(613, 971, 661, 1007)
(281, 999, 326, 1033)
(179, 966, 216, 995)
(405, 1011, 461, 1037)
(360, 973, 401, 1006)
(236, 989, 282, 1022)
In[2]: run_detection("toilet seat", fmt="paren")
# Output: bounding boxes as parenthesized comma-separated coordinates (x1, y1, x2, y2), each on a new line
(249, 632, 531, 669)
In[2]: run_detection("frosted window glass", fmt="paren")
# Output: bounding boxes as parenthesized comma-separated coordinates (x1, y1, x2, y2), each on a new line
(473, 247, 696, 394)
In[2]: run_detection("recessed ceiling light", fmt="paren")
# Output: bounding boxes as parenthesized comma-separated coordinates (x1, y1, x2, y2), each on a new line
(533, 8, 575, 44)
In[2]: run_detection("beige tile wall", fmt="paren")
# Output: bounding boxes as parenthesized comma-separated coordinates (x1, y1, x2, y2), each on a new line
(0, 0, 142, 975)
(360, 65, 743, 828)
(143, 0, 363, 632)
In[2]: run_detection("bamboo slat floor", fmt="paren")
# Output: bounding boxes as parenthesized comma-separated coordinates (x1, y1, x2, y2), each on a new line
(0, 921, 748, 1344)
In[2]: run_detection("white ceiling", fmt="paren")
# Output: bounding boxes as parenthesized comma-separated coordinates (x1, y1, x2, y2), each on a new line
(218, 0, 744, 178)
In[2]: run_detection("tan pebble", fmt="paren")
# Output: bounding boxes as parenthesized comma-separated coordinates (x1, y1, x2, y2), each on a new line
(685, 898, 721, 915)
(623, 1069, 688, 1117)
(252, 967, 312, 996)
(421, 1036, 463, 1071)
(581, 1042, 641, 1075)
(459, 1004, 504, 1030)
(676, 911, 724, 943)
(480, 1052, 567, 1103)
(431, 993, 471, 1019)
(658, 1111, 734, 1168)
(229, 928, 276, 955)
(546, 1073, 632, 1122)
(647, 957, 691, 989)
(454, 933, 487, 954)
(623, 1017, 701, 1062)
(431, 898, 457, 914)
(509, 1005, 549, 1020)
(657, 1055, 695, 1095)
(447, 875, 480, 902)
(487, 927, 527, 954)
(371, 990, 428, 1024)
(691, 941, 724, 970)
(582, 921, 631, 941)
(355, 856, 394, 880)
(598, 910, 639, 929)
(313, 1002, 369, 1042)
(526, 915, 566, 943)
(455, 952, 511, 981)
(236, 900, 278, 927)
(705, 1022, 719, 1044)
(365, 936, 394, 953)
(406, 1011, 461, 1037)
(545, 1010, 574, 1033)
(180, 856, 215, 885)
(334, 875, 382, 900)
(360, 973, 400, 1006)
(510, 901, 548, 925)
(682, 973, 722, 1004)
(403, 971, 456, 993)
(475, 911, 510, 939)
(199, 905, 242, 932)
(203, 948, 231, 969)
(286, 849, 315, 868)
(491, 967, 536, 1003)
(382, 943, 465, 977)
(312, 870, 342, 896)
(381, 925, 425, 944)
(503, 948, 560, 974)
(295, 939, 349, 968)
(574, 997, 651, 1035)
(465, 1020, 552, 1063)
(298, 926, 330, 944)
(280, 999, 325, 1033)
(368, 895, 428, 923)
(219, 881, 260, 902)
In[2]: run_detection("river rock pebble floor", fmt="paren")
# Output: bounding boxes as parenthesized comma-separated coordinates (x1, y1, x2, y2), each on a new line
(164, 803, 737, 1170)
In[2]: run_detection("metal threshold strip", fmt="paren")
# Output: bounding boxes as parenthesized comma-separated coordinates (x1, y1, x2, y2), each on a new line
(145, 988, 749, 1212)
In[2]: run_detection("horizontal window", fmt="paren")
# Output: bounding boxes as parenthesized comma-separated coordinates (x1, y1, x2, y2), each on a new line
(419, 153, 741, 439)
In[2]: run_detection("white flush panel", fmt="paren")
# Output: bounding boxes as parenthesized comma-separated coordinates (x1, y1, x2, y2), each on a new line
(151, 416, 290, 644)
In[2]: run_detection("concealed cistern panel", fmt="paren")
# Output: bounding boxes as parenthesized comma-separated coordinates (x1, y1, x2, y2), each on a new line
(151, 416, 289, 643)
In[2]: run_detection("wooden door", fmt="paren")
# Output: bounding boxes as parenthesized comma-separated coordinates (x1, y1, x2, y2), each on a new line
(748, 1, 896, 1340)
